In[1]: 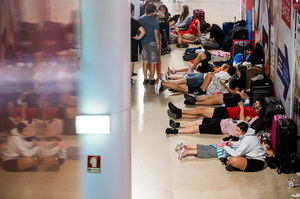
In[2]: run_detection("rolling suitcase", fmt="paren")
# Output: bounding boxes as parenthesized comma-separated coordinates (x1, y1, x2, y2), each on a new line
(271, 114, 287, 152)
(275, 118, 297, 163)
(222, 22, 234, 37)
(231, 39, 251, 58)
(193, 9, 205, 24)
(250, 78, 271, 105)
(264, 97, 285, 129)
(246, 65, 263, 89)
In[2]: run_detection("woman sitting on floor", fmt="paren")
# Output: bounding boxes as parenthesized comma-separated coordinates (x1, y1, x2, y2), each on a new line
(176, 122, 266, 172)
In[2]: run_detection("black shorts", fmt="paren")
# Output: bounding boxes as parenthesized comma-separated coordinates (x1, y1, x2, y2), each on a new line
(244, 159, 265, 172)
(212, 107, 230, 119)
(223, 93, 243, 107)
(197, 59, 213, 73)
(188, 85, 201, 93)
(131, 40, 139, 62)
(199, 118, 222, 134)
(3, 159, 20, 172)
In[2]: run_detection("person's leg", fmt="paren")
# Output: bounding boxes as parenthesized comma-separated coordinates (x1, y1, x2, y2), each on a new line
(178, 125, 199, 134)
(149, 62, 156, 81)
(162, 81, 189, 93)
(227, 156, 247, 171)
(195, 94, 223, 105)
(156, 39, 162, 75)
(195, 94, 217, 101)
(168, 78, 187, 84)
(131, 62, 134, 74)
(182, 107, 215, 118)
(180, 119, 202, 127)
(17, 157, 37, 171)
(143, 61, 149, 81)
(191, 52, 206, 70)
(37, 157, 60, 171)
(200, 72, 214, 91)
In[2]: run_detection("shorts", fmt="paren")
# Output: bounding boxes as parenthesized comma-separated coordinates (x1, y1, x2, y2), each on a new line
(188, 85, 201, 93)
(244, 159, 265, 172)
(3, 159, 20, 172)
(223, 93, 243, 107)
(197, 59, 213, 73)
(142, 42, 158, 63)
(196, 144, 217, 158)
(212, 107, 230, 119)
(186, 73, 204, 87)
(199, 118, 222, 134)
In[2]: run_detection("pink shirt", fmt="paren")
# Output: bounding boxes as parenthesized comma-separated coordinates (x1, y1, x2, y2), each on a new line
(220, 116, 259, 136)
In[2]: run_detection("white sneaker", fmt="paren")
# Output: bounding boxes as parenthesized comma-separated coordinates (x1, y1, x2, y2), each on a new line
(154, 79, 162, 94)
(178, 148, 186, 160)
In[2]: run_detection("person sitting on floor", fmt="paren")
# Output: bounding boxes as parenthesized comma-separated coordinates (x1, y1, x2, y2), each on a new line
(172, 17, 201, 44)
(1, 122, 60, 172)
(166, 98, 264, 135)
(176, 122, 266, 172)
(200, 22, 224, 49)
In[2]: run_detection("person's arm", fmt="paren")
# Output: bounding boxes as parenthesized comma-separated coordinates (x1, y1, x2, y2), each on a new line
(196, 19, 201, 38)
(221, 80, 240, 94)
(11, 136, 39, 157)
(132, 26, 145, 40)
(238, 101, 245, 121)
(175, 16, 191, 28)
(223, 139, 251, 157)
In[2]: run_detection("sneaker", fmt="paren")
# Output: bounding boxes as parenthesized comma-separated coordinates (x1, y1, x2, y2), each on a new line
(168, 102, 181, 114)
(193, 39, 201, 45)
(131, 72, 137, 76)
(225, 165, 240, 172)
(154, 79, 162, 94)
(183, 94, 196, 105)
(219, 157, 228, 165)
(169, 119, 180, 128)
(149, 79, 155, 85)
(175, 143, 184, 151)
(165, 128, 178, 135)
(178, 148, 187, 160)
(143, 79, 149, 85)
(167, 109, 180, 119)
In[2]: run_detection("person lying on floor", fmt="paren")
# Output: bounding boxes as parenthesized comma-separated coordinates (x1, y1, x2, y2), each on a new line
(166, 99, 264, 135)
(183, 89, 249, 106)
(167, 95, 263, 120)
(176, 122, 266, 172)
(155, 63, 236, 95)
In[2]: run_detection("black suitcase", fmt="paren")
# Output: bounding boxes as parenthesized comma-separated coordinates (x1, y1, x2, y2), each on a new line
(250, 79, 271, 105)
(264, 97, 285, 129)
(159, 22, 171, 55)
(275, 118, 297, 163)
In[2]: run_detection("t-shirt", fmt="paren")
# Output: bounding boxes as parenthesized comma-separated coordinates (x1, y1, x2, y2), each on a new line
(226, 106, 258, 119)
(131, 18, 141, 45)
(210, 24, 225, 47)
(138, 15, 159, 46)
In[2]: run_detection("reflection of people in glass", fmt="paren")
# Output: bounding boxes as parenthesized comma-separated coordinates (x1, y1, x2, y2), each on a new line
(1, 122, 60, 172)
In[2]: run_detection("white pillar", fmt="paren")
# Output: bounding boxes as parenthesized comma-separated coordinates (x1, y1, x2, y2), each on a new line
(79, 0, 131, 199)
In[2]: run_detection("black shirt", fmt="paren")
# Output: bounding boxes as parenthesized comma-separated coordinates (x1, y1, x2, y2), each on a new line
(210, 24, 225, 47)
(131, 18, 141, 41)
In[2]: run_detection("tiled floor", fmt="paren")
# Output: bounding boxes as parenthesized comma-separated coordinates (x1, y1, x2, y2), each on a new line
(131, 0, 300, 199)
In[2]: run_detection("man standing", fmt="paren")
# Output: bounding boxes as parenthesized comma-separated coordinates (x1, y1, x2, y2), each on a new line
(138, 4, 160, 85)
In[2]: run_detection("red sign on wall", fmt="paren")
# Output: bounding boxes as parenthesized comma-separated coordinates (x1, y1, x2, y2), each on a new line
(282, 0, 292, 28)
(87, 155, 101, 173)
(294, 0, 300, 14)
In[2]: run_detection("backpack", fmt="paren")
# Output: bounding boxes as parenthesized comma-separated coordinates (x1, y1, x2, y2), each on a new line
(182, 51, 198, 61)
(247, 43, 264, 65)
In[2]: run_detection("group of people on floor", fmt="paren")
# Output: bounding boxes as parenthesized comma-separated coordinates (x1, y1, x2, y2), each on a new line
(131, 2, 225, 86)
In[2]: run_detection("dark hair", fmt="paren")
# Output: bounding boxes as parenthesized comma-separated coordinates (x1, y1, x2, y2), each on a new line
(16, 122, 27, 133)
(158, 4, 169, 15)
(200, 23, 210, 33)
(255, 96, 265, 117)
(131, 3, 135, 13)
(179, 5, 189, 22)
(227, 65, 237, 76)
(145, 4, 157, 14)
(237, 122, 248, 134)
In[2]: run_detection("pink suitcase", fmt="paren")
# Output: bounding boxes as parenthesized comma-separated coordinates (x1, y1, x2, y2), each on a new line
(193, 9, 205, 24)
(271, 114, 287, 152)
